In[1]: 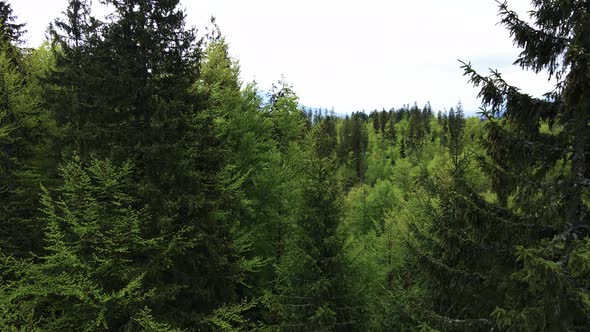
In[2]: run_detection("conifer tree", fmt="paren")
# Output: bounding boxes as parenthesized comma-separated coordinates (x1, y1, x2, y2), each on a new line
(0, 13, 55, 257)
(407, 103, 426, 155)
(337, 115, 352, 163)
(0, 1, 24, 65)
(267, 78, 306, 152)
(46, 0, 103, 161)
(269, 123, 360, 331)
(379, 109, 388, 134)
(403, 1, 590, 330)
(371, 110, 380, 133)
(92, 0, 200, 168)
(384, 114, 396, 144)
(446, 103, 465, 170)
(0, 156, 167, 330)
(0, 27, 24, 255)
(399, 137, 406, 158)
(315, 116, 338, 159)
(350, 112, 368, 180)
(439, 111, 449, 148)
(458, 0, 590, 328)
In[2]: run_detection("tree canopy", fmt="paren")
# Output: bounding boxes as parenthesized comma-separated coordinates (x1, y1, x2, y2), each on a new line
(0, 0, 588, 330)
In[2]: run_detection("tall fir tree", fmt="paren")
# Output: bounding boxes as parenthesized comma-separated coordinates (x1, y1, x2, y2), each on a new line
(462, 0, 590, 328)
(268, 122, 361, 331)
(0, 5, 56, 257)
(0, 0, 24, 65)
(47, 0, 103, 161)
(403, 0, 590, 330)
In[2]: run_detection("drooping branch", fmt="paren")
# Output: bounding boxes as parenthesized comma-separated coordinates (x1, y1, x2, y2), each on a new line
(496, 0, 571, 79)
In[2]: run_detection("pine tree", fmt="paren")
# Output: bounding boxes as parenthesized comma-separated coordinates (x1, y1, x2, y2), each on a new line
(269, 124, 360, 331)
(384, 114, 396, 144)
(95, 0, 199, 164)
(46, 0, 103, 161)
(446, 103, 465, 170)
(407, 103, 426, 155)
(439, 110, 449, 148)
(402, 1, 590, 330)
(460, 0, 590, 329)
(379, 109, 388, 134)
(337, 115, 352, 163)
(314, 116, 338, 159)
(422, 102, 432, 135)
(0, 14, 55, 257)
(267, 78, 306, 153)
(371, 110, 380, 134)
(350, 112, 368, 180)
(0, 36, 24, 255)
(0, 156, 167, 330)
(0, 1, 25, 65)
(399, 137, 406, 158)
(402, 96, 505, 330)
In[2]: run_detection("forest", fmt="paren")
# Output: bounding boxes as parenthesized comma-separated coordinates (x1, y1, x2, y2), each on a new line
(0, 0, 589, 331)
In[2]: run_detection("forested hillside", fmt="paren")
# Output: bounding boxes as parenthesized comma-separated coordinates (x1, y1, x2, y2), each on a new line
(0, 0, 589, 331)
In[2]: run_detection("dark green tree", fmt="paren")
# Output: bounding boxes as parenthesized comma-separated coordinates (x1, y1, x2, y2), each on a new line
(0, 0, 24, 64)
(337, 114, 352, 163)
(407, 103, 426, 155)
(402, 97, 504, 331)
(350, 112, 368, 180)
(459, 0, 590, 328)
(384, 113, 396, 144)
(47, 0, 103, 161)
(269, 124, 361, 331)
(314, 116, 338, 159)
(403, 0, 590, 330)
(371, 110, 379, 133)
(379, 109, 388, 134)
(447, 103, 465, 169)
(439, 110, 449, 148)
(0, 13, 56, 258)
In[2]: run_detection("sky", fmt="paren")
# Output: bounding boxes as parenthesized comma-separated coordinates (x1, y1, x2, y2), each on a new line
(12, 0, 558, 115)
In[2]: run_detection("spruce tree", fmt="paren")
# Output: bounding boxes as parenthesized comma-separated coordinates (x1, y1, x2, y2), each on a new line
(371, 110, 380, 133)
(47, 0, 103, 161)
(379, 109, 388, 134)
(384, 114, 396, 144)
(267, 78, 306, 153)
(337, 114, 352, 163)
(403, 1, 590, 330)
(407, 103, 426, 156)
(0, 13, 55, 257)
(0, 0, 24, 65)
(350, 112, 368, 180)
(0, 156, 166, 330)
(461, 0, 590, 329)
(446, 103, 465, 171)
(269, 123, 360, 331)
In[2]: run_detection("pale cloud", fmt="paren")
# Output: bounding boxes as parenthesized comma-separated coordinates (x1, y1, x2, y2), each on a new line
(13, 0, 556, 114)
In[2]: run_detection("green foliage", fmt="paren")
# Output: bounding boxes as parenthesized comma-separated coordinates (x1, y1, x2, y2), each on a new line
(0, 40, 57, 257)
(267, 127, 365, 330)
(207, 299, 262, 331)
(133, 307, 184, 332)
(0, 1, 25, 65)
(1, 156, 160, 330)
(2, 1, 589, 330)
(266, 78, 306, 153)
(457, 0, 590, 329)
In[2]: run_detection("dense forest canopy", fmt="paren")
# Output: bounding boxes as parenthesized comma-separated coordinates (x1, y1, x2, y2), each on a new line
(0, 0, 588, 331)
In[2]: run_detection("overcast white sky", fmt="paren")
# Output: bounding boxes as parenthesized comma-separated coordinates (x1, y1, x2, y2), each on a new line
(13, 0, 556, 114)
